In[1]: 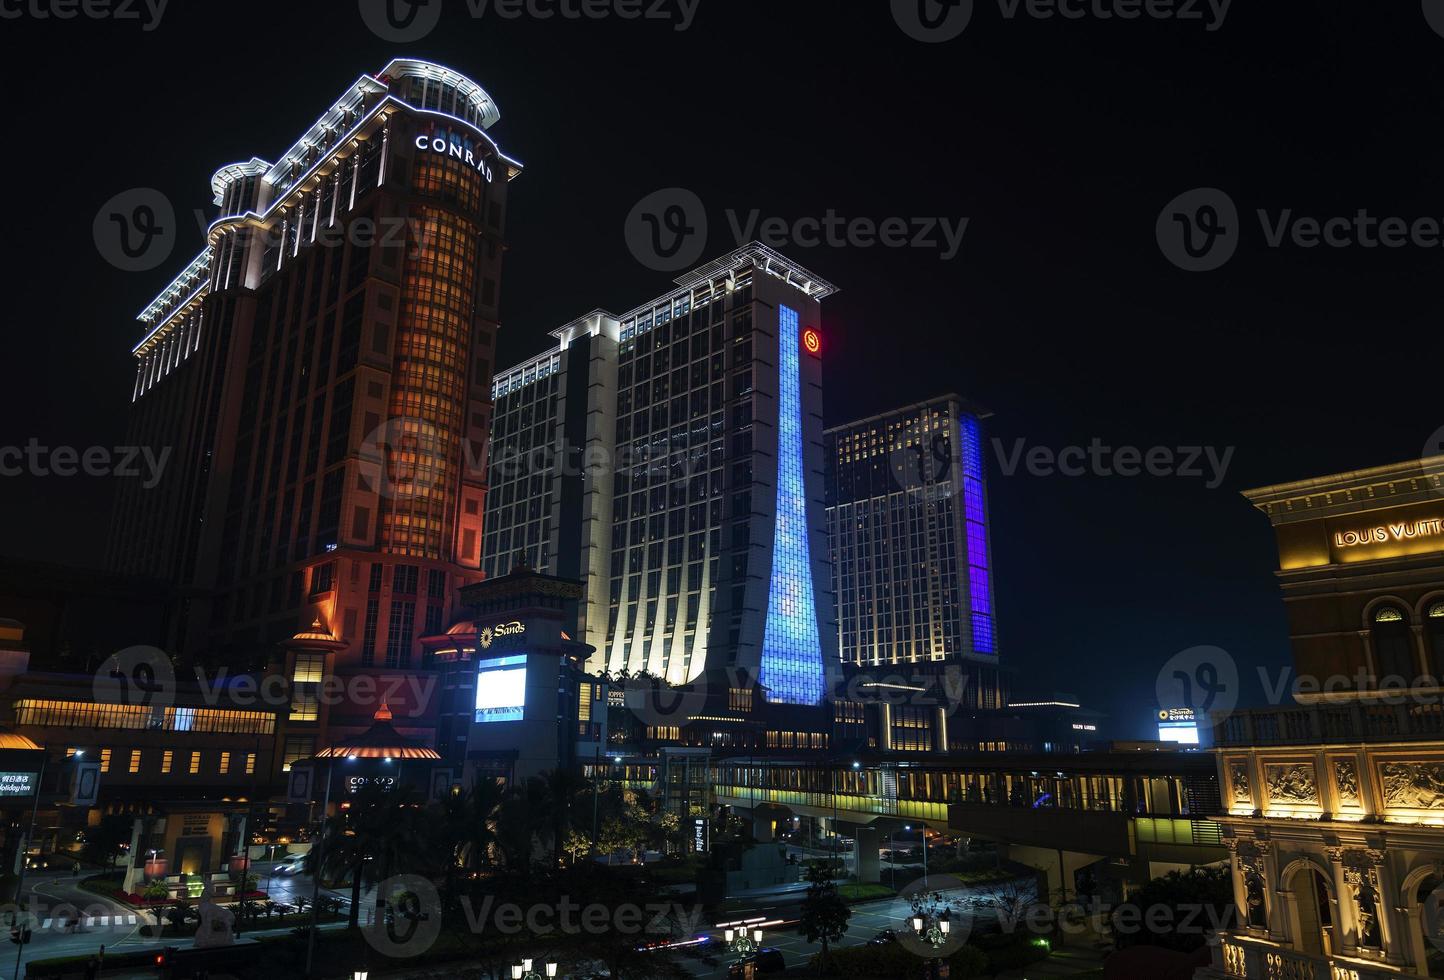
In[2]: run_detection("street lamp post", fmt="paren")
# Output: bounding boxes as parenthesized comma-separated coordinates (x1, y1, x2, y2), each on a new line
(905, 824, 929, 887)
(910, 915, 951, 980)
(888, 827, 896, 891)
(304, 757, 336, 979)
(723, 926, 763, 963)
(10, 750, 50, 980)
(511, 958, 557, 979)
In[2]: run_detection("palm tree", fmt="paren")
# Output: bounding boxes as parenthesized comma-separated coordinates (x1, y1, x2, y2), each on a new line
(540, 768, 588, 868)
(307, 783, 431, 929)
(436, 776, 505, 901)
(494, 777, 550, 873)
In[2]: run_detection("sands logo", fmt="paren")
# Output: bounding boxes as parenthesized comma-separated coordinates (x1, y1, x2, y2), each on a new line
(479, 621, 525, 649)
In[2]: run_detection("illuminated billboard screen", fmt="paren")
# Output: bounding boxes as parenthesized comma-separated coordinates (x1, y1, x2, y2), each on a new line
(474, 655, 527, 723)
(1157, 707, 1199, 745)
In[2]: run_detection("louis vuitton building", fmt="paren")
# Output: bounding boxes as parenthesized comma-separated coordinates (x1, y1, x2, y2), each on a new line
(1200, 455, 1444, 980)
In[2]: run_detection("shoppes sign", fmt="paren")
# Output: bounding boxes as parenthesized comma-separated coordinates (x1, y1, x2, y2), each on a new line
(413, 126, 495, 182)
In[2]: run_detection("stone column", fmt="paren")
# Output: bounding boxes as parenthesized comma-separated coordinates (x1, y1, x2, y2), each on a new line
(853, 827, 881, 885)
(1258, 842, 1288, 942)
(1368, 849, 1409, 968)
(1326, 845, 1359, 956)
(1223, 838, 1251, 929)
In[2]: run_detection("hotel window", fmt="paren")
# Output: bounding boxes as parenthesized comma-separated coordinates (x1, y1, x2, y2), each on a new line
(309, 561, 335, 597)
(282, 736, 315, 773)
(245, 753, 256, 775)
(293, 653, 325, 684)
(1370, 605, 1416, 686)
(100, 749, 111, 773)
(1429, 602, 1444, 680)
(393, 564, 419, 595)
(188, 752, 201, 775)
(128, 750, 141, 774)
(386, 599, 416, 668)
(290, 687, 319, 723)
(219, 752, 230, 775)
(162, 750, 173, 774)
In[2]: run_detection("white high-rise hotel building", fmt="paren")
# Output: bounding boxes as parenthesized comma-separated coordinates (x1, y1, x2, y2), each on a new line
(480, 244, 839, 703)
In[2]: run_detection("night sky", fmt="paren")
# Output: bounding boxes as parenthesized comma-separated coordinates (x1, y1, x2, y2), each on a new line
(3, 1, 1441, 737)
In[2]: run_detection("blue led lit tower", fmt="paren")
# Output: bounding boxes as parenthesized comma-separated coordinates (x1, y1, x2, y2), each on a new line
(758, 306, 827, 704)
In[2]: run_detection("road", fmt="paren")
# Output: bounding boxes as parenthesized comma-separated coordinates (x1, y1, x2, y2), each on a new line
(0, 861, 352, 979)
(679, 876, 1040, 979)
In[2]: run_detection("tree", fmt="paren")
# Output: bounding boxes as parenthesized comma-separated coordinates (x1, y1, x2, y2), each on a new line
(494, 776, 550, 873)
(165, 900, 197, 936)
(82, 814, 132, 868)
(307, 783, 432, 929)
(436, 775, 505, 902)
(1113, 865, 1237, 953)
(562, 829, 592, 865)
(799, 862, 852, 973)
(539, 768, 589, 868)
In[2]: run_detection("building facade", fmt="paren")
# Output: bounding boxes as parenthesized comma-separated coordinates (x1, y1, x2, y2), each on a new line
(107, 60, 521, 752)
(825, 395, 1003, 710)
(480, 245, 840, 703)
(1201, 456, 1444, 980)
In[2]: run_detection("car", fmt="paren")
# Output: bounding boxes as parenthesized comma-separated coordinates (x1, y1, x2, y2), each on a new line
(727, 948, 786, 977)
(273, 861, 302, 875)
(870, 928, 898, 945)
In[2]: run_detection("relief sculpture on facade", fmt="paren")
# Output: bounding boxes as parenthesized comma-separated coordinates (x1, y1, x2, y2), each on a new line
(1229, 761, 1252, 804)
(1379, 761, 1444, 810)
(1264, 762, 1319, 805)
(1332, 758, 1360, 804)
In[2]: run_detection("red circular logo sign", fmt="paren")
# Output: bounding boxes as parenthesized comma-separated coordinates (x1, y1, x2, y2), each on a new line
(802, 328, 822, 355)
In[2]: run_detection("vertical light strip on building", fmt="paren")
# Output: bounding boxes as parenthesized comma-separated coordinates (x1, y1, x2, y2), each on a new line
(959, 415, 996, 655)
(760, 306, 826, 704)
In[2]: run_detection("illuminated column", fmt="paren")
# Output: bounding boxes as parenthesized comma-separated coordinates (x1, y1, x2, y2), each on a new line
(1370, 850, 1408, 967)
(758, 305, 826, 705)
(1326, 846, 1360, 955)
(1259, 842, 1287, 942)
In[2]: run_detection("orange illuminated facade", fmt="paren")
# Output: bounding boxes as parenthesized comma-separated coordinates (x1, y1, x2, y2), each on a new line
(107, 60, 521, 763)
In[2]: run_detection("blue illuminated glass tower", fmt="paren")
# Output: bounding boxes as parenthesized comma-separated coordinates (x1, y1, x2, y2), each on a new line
(759, 306, 827, 704)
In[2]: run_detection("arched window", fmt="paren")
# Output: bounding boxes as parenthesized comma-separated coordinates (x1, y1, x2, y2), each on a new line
(1370, 605, 1416, 686)
(1426, 603, 1444, 683)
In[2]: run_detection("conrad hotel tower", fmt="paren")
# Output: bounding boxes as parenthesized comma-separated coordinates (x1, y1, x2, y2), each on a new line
(482, 245, 838, 704)
(109, 60, 520, 748)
